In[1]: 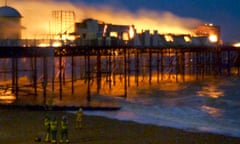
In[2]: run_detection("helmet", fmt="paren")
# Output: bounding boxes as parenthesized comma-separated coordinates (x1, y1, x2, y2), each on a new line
(78, 108, 82, 112)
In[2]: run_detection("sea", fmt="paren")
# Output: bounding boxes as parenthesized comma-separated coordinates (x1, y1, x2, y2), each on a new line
(83, 76, 240, 138)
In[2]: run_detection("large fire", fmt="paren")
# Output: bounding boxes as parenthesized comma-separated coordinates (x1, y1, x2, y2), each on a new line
(233, 42, 240, 47)
(129, 25, 135, 39)
(10, 0, 202, 40)
(209, 34, 218, 43)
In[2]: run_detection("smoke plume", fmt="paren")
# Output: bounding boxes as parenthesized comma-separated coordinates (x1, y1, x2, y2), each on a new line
(9, 0, 202, 39)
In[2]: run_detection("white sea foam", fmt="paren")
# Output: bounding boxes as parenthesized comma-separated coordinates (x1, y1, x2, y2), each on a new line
(83, 91, 240, 138)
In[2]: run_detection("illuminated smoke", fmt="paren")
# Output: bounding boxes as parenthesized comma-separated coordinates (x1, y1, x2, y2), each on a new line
(10, 0, 78, 39)
(81, 6, 202, 34)
(10, 0, 202, 39)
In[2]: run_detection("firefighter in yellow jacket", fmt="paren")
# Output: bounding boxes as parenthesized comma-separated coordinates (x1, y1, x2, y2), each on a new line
(50, 117, 58, 143)
(76, 108, 83, 129)
(44, 116, 51, 142)
(60, 115, 69, 143)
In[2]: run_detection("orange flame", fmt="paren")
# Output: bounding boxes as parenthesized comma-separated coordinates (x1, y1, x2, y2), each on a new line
(233, 42, 240, 47)
(129, 25, 135, 39)
(209, 34, 218, 43)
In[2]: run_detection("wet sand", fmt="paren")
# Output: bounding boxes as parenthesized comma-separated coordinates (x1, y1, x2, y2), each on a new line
(1, 109, 239, 144)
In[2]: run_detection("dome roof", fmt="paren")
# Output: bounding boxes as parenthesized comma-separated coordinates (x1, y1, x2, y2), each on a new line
(0, 6, 21, 17)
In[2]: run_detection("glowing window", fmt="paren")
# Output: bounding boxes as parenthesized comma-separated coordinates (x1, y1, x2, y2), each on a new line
(110, 32, 118, 38)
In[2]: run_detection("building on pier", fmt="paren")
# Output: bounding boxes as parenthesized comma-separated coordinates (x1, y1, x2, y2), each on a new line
(193, 23, 221, 45)
(0, 5, 23, 46)
(130, 31, 216, 47)
(74, 18, 220, 47)
(74, 18, 135, 46)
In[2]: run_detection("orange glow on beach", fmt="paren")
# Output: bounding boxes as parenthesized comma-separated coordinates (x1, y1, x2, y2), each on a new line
(9, 0, 202, 39)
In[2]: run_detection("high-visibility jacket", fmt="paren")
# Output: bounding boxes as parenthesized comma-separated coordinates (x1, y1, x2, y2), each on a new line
(76, 111, 82, 121)
(50, 120, 58, 131)
(61, 120, 68, 130)
(44, 118, 50, 128)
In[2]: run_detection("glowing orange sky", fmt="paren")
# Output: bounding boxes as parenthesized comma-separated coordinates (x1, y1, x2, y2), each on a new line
(9, 0, 202, 39)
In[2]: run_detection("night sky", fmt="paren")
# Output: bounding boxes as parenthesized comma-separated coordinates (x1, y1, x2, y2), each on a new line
(68, 0, 240, 43)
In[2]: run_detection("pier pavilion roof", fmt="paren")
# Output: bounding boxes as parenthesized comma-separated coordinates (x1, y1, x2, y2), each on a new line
(0, 6, 21, 17)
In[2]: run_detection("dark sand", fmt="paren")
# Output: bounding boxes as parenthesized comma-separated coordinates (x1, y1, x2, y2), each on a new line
(1, 109, 240, 144)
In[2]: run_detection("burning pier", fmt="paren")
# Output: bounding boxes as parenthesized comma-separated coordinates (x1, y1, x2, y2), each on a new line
(0, 5, 239, 107)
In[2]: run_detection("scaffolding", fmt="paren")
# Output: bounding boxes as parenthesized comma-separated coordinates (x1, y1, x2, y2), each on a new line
(52, 10, 75, 39)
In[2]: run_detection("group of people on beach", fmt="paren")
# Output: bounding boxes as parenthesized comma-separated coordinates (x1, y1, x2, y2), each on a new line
(43, 108, 83, 143)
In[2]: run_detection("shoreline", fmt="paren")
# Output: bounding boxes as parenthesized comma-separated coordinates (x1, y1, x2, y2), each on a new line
(83, 106, 240, 139)
(91, 115, 240, 139)
(1, 109, 240, 144)
(85, 113, 240, 141)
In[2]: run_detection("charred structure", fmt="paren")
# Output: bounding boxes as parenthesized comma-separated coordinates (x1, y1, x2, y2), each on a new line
(194, 24, 221, 44)
(74, 18, 221, 47)
(74, 18, 135, 46)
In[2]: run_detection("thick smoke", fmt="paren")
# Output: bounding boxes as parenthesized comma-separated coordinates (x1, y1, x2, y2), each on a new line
(10, 0, 202, 39)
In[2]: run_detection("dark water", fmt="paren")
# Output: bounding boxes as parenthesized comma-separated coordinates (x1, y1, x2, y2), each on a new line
(85, 76, 240, 138)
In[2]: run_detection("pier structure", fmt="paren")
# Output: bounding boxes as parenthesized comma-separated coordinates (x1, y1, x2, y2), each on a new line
(0, 45, 239, 106)
(0, 5, 235, 109)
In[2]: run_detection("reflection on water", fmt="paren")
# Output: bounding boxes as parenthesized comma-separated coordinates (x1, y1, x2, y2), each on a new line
(201, 105, 223, 117)
(158, 82, 187, 91)
(197, 85, 224, 98)
(0, 88, 16, 104)
(0, 55, 236, 107)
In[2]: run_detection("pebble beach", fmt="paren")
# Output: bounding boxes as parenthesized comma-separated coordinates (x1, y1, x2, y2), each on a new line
(1, 109, 240, 144)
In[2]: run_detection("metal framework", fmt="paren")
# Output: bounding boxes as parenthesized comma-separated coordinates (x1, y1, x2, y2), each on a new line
(52, 10, 75, 38)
